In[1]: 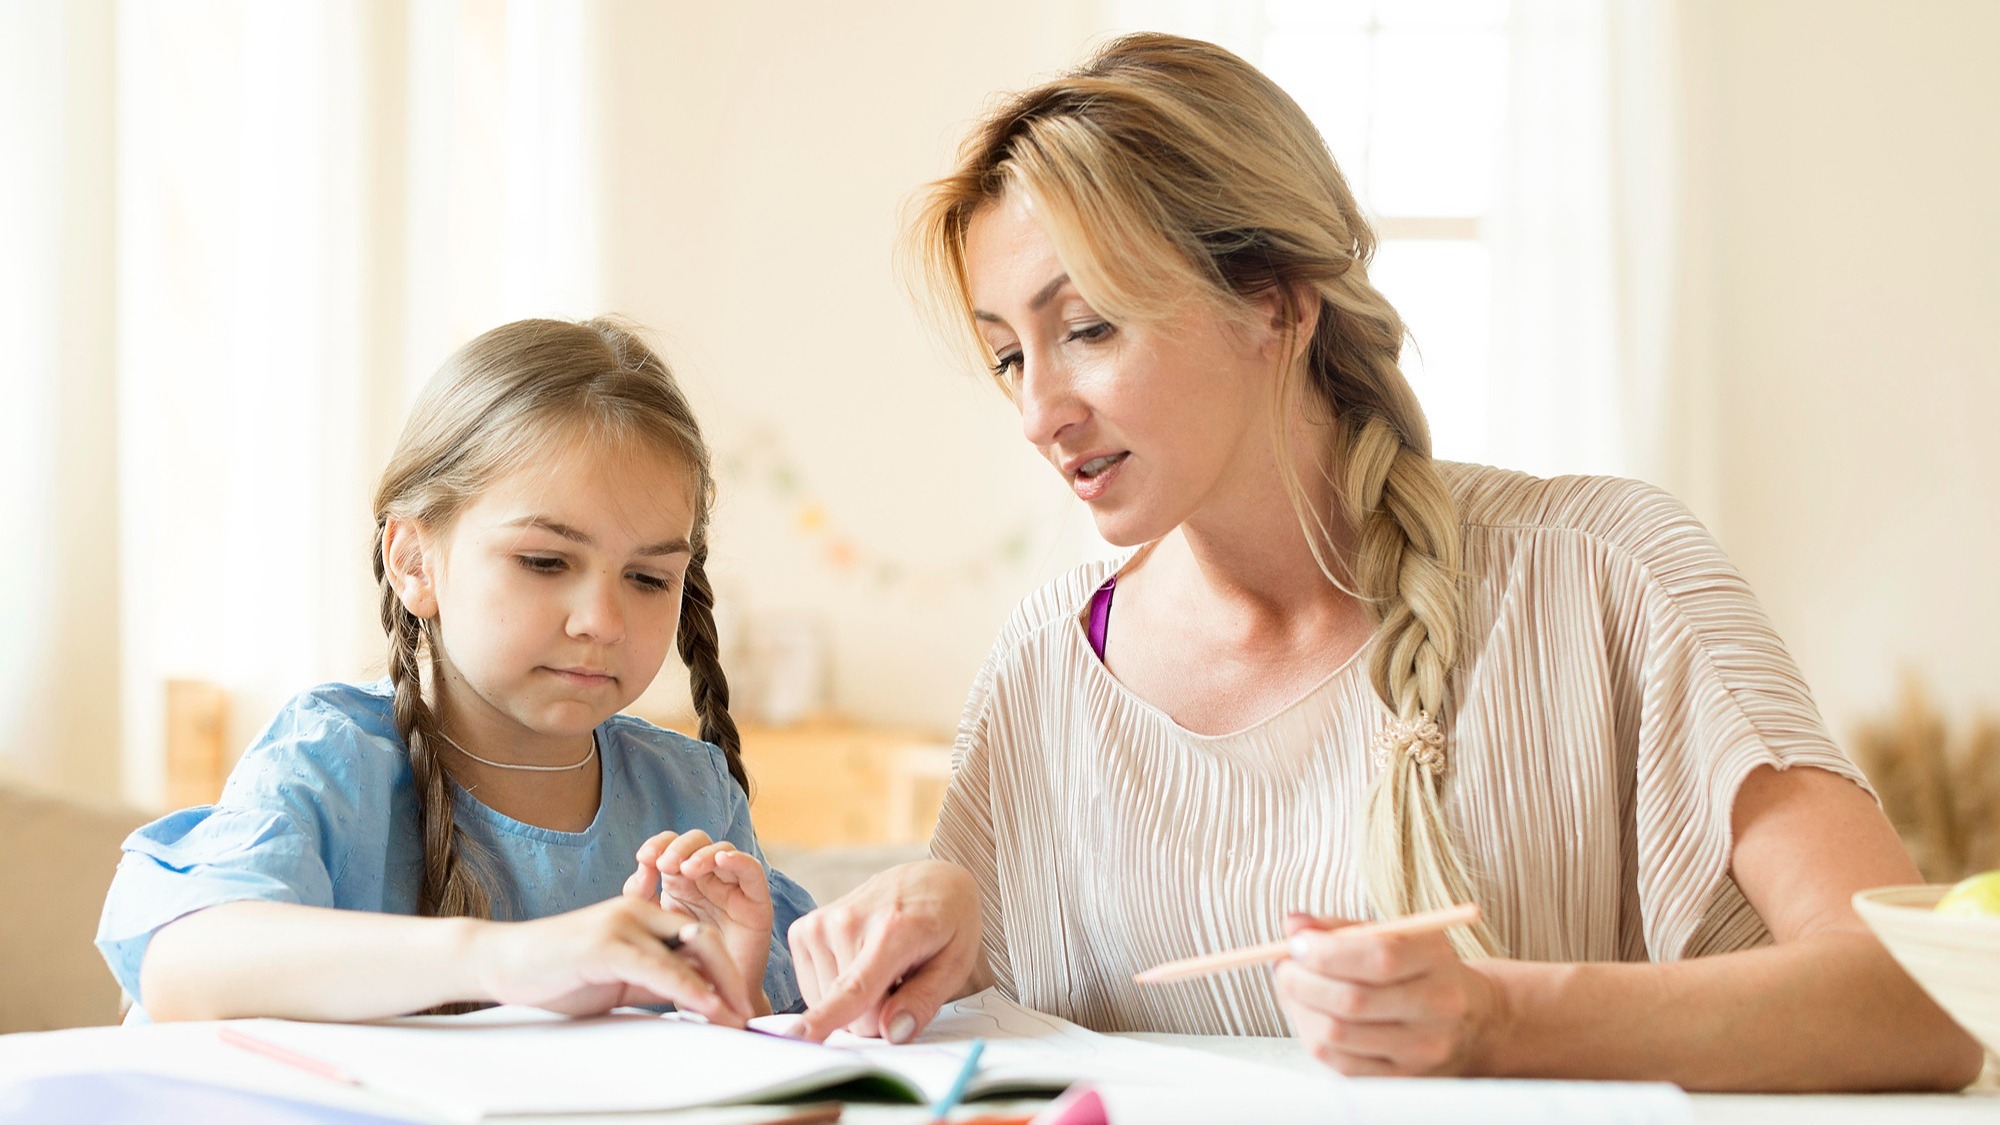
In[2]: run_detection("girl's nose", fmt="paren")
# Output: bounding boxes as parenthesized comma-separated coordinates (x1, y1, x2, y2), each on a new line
(1016, 353, 1087, 450)
(567, 576, 626, 645)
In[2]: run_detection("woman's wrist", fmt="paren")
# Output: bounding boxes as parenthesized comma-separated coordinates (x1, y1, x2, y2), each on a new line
(1460, 958, 1524, 1075)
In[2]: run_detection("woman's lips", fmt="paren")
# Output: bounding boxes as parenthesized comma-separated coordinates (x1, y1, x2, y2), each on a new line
(1070, 452, 1128, 502)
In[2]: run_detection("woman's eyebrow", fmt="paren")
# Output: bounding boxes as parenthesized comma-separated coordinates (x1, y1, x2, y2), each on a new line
(973, 273, 1071, 322)
(502, 516, 689, 557)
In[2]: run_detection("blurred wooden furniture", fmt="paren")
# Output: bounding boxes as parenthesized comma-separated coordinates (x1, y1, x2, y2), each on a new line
(165, 679, 230, 808)
(0, 781, 149, 1030)
(161, 682, 952, 850)
(653, 715, 954, 849)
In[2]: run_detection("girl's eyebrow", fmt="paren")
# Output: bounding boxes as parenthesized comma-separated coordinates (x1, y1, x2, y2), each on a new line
(503, 515, 691, 557)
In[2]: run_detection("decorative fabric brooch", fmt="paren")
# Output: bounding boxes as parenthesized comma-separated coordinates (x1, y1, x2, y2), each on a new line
(1373, 710, 1447, 775)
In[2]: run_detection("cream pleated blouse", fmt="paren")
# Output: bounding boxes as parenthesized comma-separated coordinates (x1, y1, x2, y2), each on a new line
(931, 463, 1871, 1036)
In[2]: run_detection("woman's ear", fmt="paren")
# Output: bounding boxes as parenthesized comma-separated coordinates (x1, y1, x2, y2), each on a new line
(382, 517, 439, 619)
(1253, 282, 1322, 365)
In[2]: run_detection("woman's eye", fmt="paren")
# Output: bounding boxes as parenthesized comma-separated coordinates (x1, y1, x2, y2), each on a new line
(518, 555, 565, 574)
(989, 351, 1023, 381)
(1066, 321, 1114, 344)
(629, 572, 672, 593)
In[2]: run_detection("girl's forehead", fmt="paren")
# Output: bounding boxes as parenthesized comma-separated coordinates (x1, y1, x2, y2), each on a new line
(461, 439, 697, 543)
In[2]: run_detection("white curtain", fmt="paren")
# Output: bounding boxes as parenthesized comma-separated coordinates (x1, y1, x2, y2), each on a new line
(1485, 0, 1680, 484)
(1, 0, 601, 808)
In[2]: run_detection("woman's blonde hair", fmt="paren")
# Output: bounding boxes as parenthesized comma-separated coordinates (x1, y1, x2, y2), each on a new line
(909, 33, 1500, 956)
(371, 317, 744, 923)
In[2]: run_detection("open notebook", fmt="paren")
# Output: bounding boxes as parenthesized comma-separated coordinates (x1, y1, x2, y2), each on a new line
(0, 990, 1695, 1125)
(229, 989, 1252, 1120)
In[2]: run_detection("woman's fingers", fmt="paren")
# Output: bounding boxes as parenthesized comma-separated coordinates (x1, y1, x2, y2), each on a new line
(789, 926, 900, 1042)
(1286, 926, 1448, 986)
(871, 923, 982, 1046)
(1272, 959, 1467, 1024)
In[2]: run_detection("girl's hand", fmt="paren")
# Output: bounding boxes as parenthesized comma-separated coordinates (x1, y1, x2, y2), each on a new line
(467, 895, 754, 1026)
(786, 860, 984, 1043)
(624, 830, 774, 1013)
(1272, 913, 1509, 1076)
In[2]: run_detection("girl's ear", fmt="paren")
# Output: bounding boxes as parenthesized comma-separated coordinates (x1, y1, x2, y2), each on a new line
(383, 517, 440, 619)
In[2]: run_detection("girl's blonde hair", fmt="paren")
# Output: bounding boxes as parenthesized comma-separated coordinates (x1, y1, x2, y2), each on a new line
(371, 317, 743, 922)
(909, 33, 1500, 956)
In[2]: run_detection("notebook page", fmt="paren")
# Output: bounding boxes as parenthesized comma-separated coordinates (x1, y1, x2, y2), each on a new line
(246, 1008, 910, 1121)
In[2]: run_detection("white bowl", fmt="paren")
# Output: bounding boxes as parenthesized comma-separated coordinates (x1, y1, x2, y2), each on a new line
(1853, 884, 2000, 1061)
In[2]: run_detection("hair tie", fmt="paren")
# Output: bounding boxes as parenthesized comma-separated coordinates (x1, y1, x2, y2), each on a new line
(1373, 711, 1447, 775)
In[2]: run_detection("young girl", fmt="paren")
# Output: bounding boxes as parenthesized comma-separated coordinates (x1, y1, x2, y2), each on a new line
(96, 318, 812, 1024)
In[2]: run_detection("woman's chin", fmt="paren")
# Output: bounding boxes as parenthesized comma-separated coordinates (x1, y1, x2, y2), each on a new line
(1086, 507, 1174, 549)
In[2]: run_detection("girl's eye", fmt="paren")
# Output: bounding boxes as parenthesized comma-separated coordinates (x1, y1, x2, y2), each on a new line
(1066, 321, 1114, 344)
(989, 350, 1023, 381)
(629, 572, 673, 593)
(518, 555, 566, 574)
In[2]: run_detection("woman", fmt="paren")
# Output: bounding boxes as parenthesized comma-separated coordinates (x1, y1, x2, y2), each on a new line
(787, 34, 1980, 1090)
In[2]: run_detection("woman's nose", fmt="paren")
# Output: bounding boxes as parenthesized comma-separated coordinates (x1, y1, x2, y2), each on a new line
(1016, 353, 1087, 450)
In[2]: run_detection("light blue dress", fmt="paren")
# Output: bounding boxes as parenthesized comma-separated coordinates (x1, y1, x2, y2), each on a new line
(96, 681, 815, 1019)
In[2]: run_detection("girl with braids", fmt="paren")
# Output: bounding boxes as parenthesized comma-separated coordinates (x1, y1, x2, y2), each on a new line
(97, 318, 813, 1024)
(786, 34, 1981, 1091)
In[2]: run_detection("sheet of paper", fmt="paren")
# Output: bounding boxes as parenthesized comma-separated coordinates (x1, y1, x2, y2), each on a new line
(754, 988, 1311, 1101)
(245, 1008, 900, 1120)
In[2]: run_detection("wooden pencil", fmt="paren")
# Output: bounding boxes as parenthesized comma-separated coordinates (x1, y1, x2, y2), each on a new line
(1132, 903, 1483, 984)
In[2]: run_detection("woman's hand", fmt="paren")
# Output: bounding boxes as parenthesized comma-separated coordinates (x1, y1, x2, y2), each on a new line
(467, 895, 755, 1026)
(624, 829, 774, 1013)
(1272, 913, 1509, 1076)
(785, 860, 985, 1043)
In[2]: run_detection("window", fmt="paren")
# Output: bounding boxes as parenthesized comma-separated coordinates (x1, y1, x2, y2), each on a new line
(1260, 0, 1510, 464)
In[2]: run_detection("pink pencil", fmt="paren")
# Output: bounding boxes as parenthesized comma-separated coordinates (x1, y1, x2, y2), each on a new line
(1132, 902, 1483, 985)
(218, 1026, 362, 1087)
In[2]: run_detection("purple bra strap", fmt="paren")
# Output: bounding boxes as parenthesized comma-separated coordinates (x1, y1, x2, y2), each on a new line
(1085, 575, 1117, 661)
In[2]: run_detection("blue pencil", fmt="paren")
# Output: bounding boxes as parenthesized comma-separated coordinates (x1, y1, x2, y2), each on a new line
(927, 1037, 986, 1122)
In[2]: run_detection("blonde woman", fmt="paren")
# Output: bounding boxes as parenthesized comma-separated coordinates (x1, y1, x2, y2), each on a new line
(98, 319, 811, 1023)
(785, 34, 1981, 1090)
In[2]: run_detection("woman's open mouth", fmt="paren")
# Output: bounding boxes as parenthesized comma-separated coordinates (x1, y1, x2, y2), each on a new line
(1070, 452, 1128, 502)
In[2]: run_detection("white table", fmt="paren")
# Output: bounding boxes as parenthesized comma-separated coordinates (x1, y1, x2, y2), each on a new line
(3, 1021, 1993, 1123)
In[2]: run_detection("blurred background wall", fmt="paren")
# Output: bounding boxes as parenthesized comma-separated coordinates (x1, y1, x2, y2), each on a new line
(1, 0, 1994, 814)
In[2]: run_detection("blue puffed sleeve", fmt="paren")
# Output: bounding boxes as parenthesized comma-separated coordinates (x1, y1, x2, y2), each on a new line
(94, 684, 413, 1007)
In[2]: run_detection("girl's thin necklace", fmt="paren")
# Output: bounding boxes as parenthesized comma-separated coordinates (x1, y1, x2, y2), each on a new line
(436, 729, 597, 772)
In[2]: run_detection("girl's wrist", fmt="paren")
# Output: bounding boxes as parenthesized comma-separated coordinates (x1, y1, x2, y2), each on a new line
(451, 916, 502, 1004)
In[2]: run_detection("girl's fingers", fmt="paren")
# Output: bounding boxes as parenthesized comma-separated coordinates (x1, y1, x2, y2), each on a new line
(713, 849, 773, 904)
(622, 861, 660, 901)
(679, 841, 737, 881)
(656, 829, 714, 874)
(604, 934, 739, 1028)
(635, 831, 678, 866)
(624, 905, 752, 1025)
(663, 920, 757, 1023)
